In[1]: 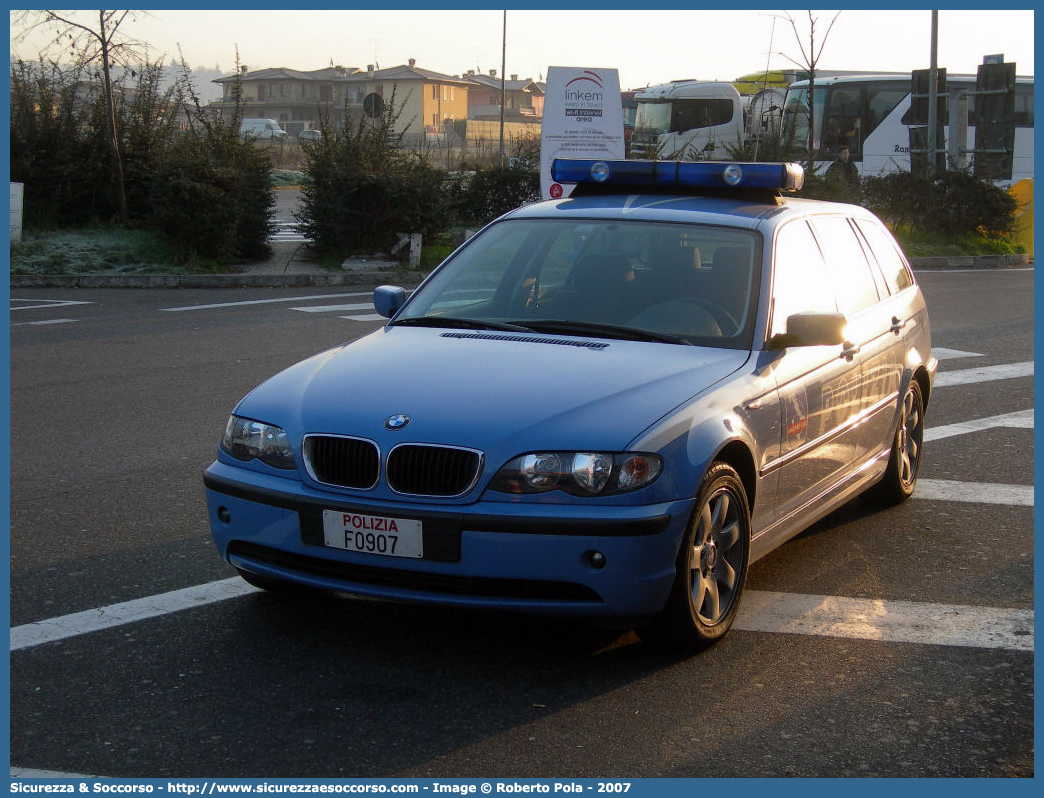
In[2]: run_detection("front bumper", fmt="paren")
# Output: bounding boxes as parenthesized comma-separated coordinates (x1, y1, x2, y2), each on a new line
(204, 462, 693, 620)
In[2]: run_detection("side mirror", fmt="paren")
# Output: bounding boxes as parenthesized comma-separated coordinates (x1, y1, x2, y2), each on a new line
(770, 312, 847, 349)
(373, 285, 407, 319)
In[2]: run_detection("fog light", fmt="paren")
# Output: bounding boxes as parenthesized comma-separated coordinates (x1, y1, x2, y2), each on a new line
(587, 551, 606, 569)
(217, 506, 231, 524)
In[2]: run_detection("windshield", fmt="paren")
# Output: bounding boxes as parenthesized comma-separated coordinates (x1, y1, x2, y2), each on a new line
(634, 101, 672, 135)
(782, 85, 825, 154)
(396, 219, 762, 349)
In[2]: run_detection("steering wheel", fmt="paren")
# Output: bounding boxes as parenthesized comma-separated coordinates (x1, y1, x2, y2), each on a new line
(678, 297, 739, 335)
(628, 299, 724, 338)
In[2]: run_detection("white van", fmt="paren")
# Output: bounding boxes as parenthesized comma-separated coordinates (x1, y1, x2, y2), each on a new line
(239, 118, 287, 140)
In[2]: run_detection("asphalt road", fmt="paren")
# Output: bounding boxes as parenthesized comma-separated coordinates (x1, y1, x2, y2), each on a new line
(8, 269, 1034, 778)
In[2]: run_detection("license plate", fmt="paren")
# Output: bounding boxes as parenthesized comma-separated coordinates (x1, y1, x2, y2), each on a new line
(322, 510, 423, 558)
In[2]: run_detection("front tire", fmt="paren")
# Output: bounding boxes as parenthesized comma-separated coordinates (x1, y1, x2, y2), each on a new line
(639, 462, 751, 651)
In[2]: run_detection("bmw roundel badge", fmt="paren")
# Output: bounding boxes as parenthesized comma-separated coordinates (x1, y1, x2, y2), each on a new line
(384, 414, 411, 430)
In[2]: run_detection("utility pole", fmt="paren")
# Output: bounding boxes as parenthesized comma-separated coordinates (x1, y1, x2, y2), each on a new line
(926, 10, 939, 178)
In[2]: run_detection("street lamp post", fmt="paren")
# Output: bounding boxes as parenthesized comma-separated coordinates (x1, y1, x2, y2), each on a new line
(499, 10, 506, 167)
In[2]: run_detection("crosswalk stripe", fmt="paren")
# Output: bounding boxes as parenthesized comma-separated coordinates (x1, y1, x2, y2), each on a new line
(269, 221, 310, 243)
(736, 591, 1032, 651)
(11, 578, 1032, 653)
(925, 409, 1033, 441)
(935, 361, 1033, 387)
(932, 347, 984, 361)
(914, 479, 1033, 506)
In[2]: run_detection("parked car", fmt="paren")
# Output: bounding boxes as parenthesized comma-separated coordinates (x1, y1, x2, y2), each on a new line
(297, 128, 322, 143)
(239, 118, 286, 140)
(204, 159, 937, 651)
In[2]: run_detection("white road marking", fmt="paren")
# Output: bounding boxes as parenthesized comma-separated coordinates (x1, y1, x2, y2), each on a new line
(934, 361, 1033, 387)
(268, 221, 310, 243)
(292, 303, 374, 313)
(11, 574, 1034, 653)
(341, 314, 385, 322)
(915, 479, 1034, 506)
(10, 768, 100, 779)
(10, 299, 93, 311)
(925, 409, 1033, 441)
(161, 292, 370, 312)
(736, 591, 1033, 651)
(10, 578, 259, 652)
(932, 347, 984, 360)
(11, 319, 78, 327)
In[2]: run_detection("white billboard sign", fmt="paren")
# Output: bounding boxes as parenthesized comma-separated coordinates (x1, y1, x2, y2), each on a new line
(540, 67, 625, 199)
(10, 182, 24, 244)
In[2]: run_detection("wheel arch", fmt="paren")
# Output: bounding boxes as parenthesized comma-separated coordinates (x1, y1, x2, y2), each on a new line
(712, 440, 757, 509)
(913, 364, 932, 410)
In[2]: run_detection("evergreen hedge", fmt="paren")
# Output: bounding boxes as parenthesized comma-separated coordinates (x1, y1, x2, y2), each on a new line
(10, 57, 274, 265)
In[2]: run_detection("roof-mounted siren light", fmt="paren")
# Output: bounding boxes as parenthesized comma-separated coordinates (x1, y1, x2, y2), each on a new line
(551, 159, 805, 192)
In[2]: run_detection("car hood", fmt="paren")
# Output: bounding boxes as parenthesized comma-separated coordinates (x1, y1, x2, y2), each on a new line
(237, 327, 750, 454)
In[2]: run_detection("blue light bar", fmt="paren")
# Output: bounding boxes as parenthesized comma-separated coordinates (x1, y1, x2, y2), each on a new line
(551, 159, 805, 192)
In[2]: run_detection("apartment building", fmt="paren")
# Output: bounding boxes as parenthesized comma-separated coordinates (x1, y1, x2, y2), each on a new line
(210, 59, 471, 139)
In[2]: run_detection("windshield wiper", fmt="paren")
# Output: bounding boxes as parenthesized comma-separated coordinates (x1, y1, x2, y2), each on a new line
(514, 319, 694, 346)
(391, 316, 533, 333)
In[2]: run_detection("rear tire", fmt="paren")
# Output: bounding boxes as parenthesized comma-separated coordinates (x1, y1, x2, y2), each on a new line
(638, 462, 751, 652)
(868, 379, 924, 506)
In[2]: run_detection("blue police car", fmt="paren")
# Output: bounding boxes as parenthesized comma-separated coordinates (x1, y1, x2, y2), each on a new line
(204, 159, 937, 650)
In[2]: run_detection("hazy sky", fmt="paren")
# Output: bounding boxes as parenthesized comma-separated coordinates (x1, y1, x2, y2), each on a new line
(9, 8, 1035, 90)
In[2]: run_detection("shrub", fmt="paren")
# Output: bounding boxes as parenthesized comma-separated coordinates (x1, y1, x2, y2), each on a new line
(450, 166, 540, 226)
(861, 170, 1017, 238)
(298, 92, 452, 256)
(9, 55, 275, 264)
(9, 59, 108, 227)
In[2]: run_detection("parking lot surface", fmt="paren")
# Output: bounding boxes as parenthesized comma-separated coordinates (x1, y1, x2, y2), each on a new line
(8, 268, 1033, 778)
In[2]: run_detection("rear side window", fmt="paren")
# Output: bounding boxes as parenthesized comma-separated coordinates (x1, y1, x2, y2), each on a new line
(769, 220, 837, 339)
(855, 218, 914, 294)
(811, 216, 881, 315)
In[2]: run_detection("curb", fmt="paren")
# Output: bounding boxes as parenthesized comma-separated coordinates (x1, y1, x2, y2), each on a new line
(907, 253, 1032, 270)
(9, 270, 429, 289)
(9, 255, 1031, 289)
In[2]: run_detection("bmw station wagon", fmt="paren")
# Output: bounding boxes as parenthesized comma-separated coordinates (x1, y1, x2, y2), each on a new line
(204, 159, 937, 650)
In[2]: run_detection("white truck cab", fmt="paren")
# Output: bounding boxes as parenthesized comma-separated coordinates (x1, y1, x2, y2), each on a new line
(631, 81, 745, 160)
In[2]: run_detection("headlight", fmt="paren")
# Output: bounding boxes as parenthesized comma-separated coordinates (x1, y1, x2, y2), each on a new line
(490, 452, 662, 497)
(220, 415, 296, 470)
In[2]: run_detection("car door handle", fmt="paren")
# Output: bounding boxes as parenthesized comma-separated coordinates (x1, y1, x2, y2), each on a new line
(890, 316, 907, 334)
(840, 341, 861, 361)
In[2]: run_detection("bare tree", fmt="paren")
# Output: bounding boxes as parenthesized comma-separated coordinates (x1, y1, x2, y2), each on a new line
(776, 10, 841, 172)
(12, 10, 149, 224)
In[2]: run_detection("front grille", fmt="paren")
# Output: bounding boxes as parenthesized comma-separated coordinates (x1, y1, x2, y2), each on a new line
(228, 541, 602, 603)
(387, 444, 482, 496)
(304, 435, 380, 489)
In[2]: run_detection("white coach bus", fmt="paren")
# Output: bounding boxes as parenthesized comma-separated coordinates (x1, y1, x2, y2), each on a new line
(780, 73, 1033, 185)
